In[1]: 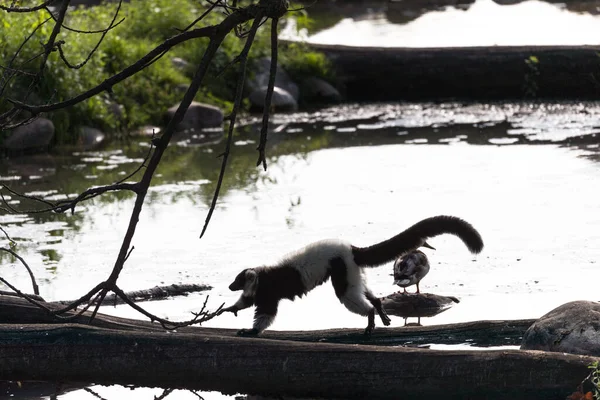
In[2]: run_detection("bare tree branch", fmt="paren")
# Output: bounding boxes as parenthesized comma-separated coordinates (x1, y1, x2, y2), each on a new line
(256, 16, 279, 170)
(0, 0, 57, 13)
(0, 247, 40, 295)
(200, 10, 265, 238)
(7, 25, 219, 113)
(55, 0, 125, 70)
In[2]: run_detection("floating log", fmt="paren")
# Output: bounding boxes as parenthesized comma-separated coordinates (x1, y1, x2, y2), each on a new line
(51, 283, 212, 306)
(381, 291, 459, 318)
(0, 323, 597, 400)
(305, 43, 600, 101)
(0, 294, 532, 346)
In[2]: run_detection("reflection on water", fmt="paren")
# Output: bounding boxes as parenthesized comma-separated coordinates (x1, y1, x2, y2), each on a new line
(284, 0, 600, 47)
(2, 101, 600, 399)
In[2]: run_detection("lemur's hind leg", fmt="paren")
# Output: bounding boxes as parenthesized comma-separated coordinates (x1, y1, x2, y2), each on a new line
(365, 290, 391, 326)
(329, 257, 378, 337)
(237, 300, 278, 336)
(365, 309, 376, 337)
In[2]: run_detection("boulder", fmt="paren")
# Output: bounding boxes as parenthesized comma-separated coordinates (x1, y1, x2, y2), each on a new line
(248, 86, 298, 112)
(1, 118, 55, 153)
(300, 77, 342, 105)
(521, 300, 600, 356)
(164, 102, 224, 132)
(248, 57, 299, 101)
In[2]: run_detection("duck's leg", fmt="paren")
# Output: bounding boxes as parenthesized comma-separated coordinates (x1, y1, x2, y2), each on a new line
(416, 282, 421, 294)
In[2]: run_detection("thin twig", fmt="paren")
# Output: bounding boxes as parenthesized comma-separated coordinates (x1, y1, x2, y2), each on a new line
(0, 0, 57, 13)
(256, 17, 279, 170)
(0, 247, 40, 295)
(55, 0, 124, 70)
(113, 286, 223, 330)
(200, 10, 265, 238)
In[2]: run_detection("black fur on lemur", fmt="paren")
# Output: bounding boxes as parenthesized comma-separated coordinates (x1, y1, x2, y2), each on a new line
(219, 215, 484, 337)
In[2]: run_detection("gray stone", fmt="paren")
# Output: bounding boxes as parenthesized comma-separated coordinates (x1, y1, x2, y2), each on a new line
(164, 102, 224, 132)
(77, 126, 106, 150)
(248, 86, 298, 112)
(2, 118, 55, 152)
(521, 300, 600, 356)
(300, 77, 342, 105)
(248, 57, 299, 101)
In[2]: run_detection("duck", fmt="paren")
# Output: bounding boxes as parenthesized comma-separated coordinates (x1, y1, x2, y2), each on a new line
(393, 243, 435, 294)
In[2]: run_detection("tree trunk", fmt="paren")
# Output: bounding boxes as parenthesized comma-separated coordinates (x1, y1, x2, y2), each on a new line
(0, 323, 596, 399)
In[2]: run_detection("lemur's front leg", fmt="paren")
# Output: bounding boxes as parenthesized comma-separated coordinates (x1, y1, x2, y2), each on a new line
(237, 300, 279, 336)
(218, 294, 254, 317)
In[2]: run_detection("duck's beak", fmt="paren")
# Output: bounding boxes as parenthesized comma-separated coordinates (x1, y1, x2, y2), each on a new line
(422, 241, 436, 250)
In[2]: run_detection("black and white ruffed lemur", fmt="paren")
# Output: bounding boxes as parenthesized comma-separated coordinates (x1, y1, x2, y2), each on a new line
(219, 215, 484, 337)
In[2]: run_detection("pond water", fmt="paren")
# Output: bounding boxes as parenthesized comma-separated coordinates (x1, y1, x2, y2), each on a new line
(282, 0, 600, 47)
(2, 101, 600, 399)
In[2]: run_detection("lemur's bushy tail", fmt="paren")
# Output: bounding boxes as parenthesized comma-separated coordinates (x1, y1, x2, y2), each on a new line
(352, 215, 483, 267)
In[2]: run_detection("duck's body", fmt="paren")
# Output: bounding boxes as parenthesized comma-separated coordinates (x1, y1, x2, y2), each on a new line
(393, 250, 430, 293)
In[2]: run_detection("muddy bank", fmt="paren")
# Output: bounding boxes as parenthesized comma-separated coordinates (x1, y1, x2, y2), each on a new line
(309, 43, 600, 101)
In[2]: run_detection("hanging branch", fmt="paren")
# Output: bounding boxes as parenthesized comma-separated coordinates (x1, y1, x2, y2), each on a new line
(256, 16, 279, 170)
(200, 10, 266, 238)
(0, 247, 40, 295)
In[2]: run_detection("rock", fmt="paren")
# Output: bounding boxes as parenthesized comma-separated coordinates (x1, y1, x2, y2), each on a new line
(1, 118, 55, 153)
(248, 86, 298, 112)
(248, 57, 299, 101)
(300, 77, 342, 105)
(164, 102, 224, 132)
(77, 126, 106, 150)
(521, 300, 600, 356)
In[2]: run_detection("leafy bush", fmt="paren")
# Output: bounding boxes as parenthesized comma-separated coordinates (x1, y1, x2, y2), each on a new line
(0, 0, 330, 143)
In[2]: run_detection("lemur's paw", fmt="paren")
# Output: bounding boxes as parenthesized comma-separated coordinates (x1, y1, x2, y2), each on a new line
(237, 328, 259, 336)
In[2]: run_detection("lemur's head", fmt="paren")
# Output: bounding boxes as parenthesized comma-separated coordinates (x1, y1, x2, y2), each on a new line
(229, 268, 258, 292)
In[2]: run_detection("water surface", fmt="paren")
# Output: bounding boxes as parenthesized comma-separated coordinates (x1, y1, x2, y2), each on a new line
(2, 101, 600, 399)
(283, 0, 600, 47)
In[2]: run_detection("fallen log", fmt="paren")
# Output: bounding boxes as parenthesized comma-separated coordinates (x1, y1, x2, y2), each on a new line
(51, 283, 212, 306)
(0, 294, 533, 346)
(305, 43, 600, 101)
(0, 323, 597, 400)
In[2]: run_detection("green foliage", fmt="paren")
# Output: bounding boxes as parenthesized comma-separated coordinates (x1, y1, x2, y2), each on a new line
(279, 42, 335, 83)
(0, 0, 330, 143)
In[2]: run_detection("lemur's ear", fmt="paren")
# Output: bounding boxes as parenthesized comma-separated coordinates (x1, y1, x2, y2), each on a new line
(245, 269, 257, 283)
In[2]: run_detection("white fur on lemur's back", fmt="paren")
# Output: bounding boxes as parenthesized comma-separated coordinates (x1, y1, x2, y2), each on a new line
(279, 239, 357, 291)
